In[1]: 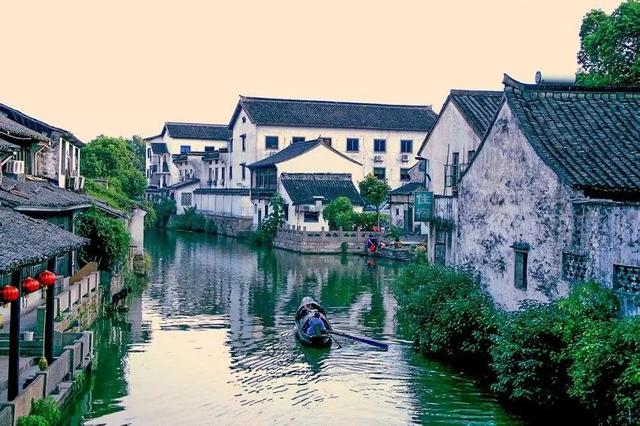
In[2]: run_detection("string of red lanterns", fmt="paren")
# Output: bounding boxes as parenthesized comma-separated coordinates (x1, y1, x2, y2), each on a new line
(0, 270, 57, 304)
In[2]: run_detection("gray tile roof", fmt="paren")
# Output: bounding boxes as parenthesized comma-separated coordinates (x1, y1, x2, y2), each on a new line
(389, 181, 424, 195)
(164, 122, 231, 140)
(0, 176, 92, 211)
(0, 139, 19, 154)
(162, 178, 200, 190)
(0, 103, 84, 147)
(0, 207, 88, 273)
(231, 96, 438, 131)
(150, 142, 169, 155)
(0, 115, 51, 143)
(281, 173, 364, 205)
(449, 90, 503, 136)
(503, 74, 640, 194)
(247, 139, 362, 169)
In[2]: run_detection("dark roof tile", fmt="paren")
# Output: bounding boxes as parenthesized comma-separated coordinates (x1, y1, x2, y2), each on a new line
(0, 207, 88, 273)
(0, 103, 84, 147)
(0, 176, 92, 211)
(389, 181, 425, 195)
(247, 139, 361, 169)
(449, 90, 503, 136)
(165, 122, 231, 140)
(0, 116, 51, 143)
(281, 173, 364, 205)
(232, 96, 437, 131)
(0, 139, 19, 154)
(503, 75, 640, 193)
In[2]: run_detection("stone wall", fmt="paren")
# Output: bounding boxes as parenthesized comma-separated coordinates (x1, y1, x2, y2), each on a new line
(201, 213, 253, 237)
(274, 228, 376, 254)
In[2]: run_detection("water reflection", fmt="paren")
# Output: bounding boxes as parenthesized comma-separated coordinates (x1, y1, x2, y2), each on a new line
(65, 230, 521, 425)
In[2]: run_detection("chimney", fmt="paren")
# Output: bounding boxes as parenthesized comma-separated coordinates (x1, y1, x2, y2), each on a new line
(313, 196, 324, 212)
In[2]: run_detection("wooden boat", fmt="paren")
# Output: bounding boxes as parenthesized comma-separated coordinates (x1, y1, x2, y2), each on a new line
(295, 297, 332, 348)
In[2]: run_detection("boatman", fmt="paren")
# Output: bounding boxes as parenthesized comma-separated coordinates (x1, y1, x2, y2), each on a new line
(306, 312, 327, 336)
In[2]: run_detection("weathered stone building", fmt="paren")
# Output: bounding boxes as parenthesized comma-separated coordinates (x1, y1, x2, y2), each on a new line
(455, 75, 640, 311)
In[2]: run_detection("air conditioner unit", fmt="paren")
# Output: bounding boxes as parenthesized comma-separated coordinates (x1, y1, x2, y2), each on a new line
(4, 160, 25, 174)
(401, 154, 410, 162)
(373, 155, 384, 163)
(77, 176, 85, 190)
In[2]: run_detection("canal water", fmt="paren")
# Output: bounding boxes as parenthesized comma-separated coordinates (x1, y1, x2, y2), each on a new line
(65, 230, 521, 425)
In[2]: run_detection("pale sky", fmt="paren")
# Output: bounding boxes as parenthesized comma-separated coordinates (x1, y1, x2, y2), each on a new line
(0, 0, 620, 142)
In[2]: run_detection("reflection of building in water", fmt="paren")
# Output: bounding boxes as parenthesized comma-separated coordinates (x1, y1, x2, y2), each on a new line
(127, 296, 145, 344)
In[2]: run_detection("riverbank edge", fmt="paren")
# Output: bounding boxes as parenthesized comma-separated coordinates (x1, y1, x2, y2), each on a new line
(394, 262, 640, 425)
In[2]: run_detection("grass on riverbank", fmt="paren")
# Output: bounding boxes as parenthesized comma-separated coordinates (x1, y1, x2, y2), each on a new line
(395, 262, 640, 425)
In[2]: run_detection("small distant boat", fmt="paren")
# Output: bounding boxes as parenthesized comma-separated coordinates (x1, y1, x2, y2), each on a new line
(295, 297, 333, 348)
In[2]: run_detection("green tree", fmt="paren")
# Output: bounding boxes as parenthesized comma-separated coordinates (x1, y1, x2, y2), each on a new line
(75, 208, 132, 271)
(358, 174, 390, 228)
(82, 135, 147, 200)
(577, 0, 640, 86)
(128, 135, 146, 172)
(322, 197, 355, 230)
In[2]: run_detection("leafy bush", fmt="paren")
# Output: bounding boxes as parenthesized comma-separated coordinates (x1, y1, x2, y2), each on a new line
(16, 416, 47, 426)
(557, 280, 620, 341)
(323, 197, 355, 230)
(353, 212, 389, 231)
(491, 301, 568, 407)
(567, 318, 640, 425)
(30, 397, 61, 425)
(76, 208, 131, 271)
(153, 198, 176, 228)
(340, 242, 349, 254)
(387, 225, 402, 241)
(250, 194, 285, 245)
(358, 174, 391, 227)
(173, 207, 217, 234)
(142, 203, 157, 229)
(395, 263, 497, 363)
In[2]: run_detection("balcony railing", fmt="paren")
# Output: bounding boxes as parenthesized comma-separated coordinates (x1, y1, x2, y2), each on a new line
(444, 163, 468, 188)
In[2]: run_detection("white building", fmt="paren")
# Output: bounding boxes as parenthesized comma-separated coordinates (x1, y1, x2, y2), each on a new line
(226, 96, 437, 191)
(144, 122, 230, 188)
(247, 138, 364, 231)
(409, 90, 502, 263)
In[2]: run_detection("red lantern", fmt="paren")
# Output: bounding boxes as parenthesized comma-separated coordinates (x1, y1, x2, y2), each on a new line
(0, 286, 19, 303)
(38, 270, 57, 287)
(22, 277, 41, 294)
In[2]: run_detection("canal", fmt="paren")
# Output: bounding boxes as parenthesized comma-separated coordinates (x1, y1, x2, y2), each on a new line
(65, 230, 521, 425)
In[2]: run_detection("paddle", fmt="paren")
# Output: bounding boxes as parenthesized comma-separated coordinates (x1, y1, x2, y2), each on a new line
(329, 330, 389, 351)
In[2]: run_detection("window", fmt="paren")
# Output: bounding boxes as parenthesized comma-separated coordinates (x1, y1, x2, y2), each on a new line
(292, 136, 305, 143)
(180, 145, 191, 154)
(254, 167, 277, 188)
(214, 168, 219, 182)
(400, 140, 413, 153)
(241, 164, 246, 180)
(228, 139, 233, 152)
(147, 148, 152, 159)
(181, 192, 192, 206)
(283, 204, 289, 221)
(374, 139, 386, 152)
(221, 167, 226, 182)
(266, 136, 279, 150)
(323, 137, 332, 147)
(229, 166, 233, 180)
(346, 138, 359, 152)
(373, 167, 386, 180)
(468, 150, 476, 162)
(400, 168, 411, 181)
(241, 134, 246, 152)
(304, 211, 319, 222)
(513, 244, 529, 290)
(204, 146, 216, 152)
(242, 116, 247, 123)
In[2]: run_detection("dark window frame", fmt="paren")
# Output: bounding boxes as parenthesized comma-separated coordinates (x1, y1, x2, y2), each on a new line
(304, 211, 319, 222)
(374, 139, 386, 153)
(400, 139, 413, 153)
(180, 145, 191, 154)
(400, 168, 411, 181)
(373, 167, 386, 180)
(266, 136, 279, 150)
(292, 136, 306, 143)
(513, 244, 530, 290)
(346, 138, 360, 152)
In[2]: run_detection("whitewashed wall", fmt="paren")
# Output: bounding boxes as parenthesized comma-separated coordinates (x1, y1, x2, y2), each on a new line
(228, 106, 427, 190)
(194, 191, 253, 218)
(419, 101, 480, 196)
(456, 103, 576, 310)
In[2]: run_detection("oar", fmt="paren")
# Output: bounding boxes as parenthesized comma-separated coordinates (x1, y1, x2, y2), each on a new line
(329, 330, 389, 351)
